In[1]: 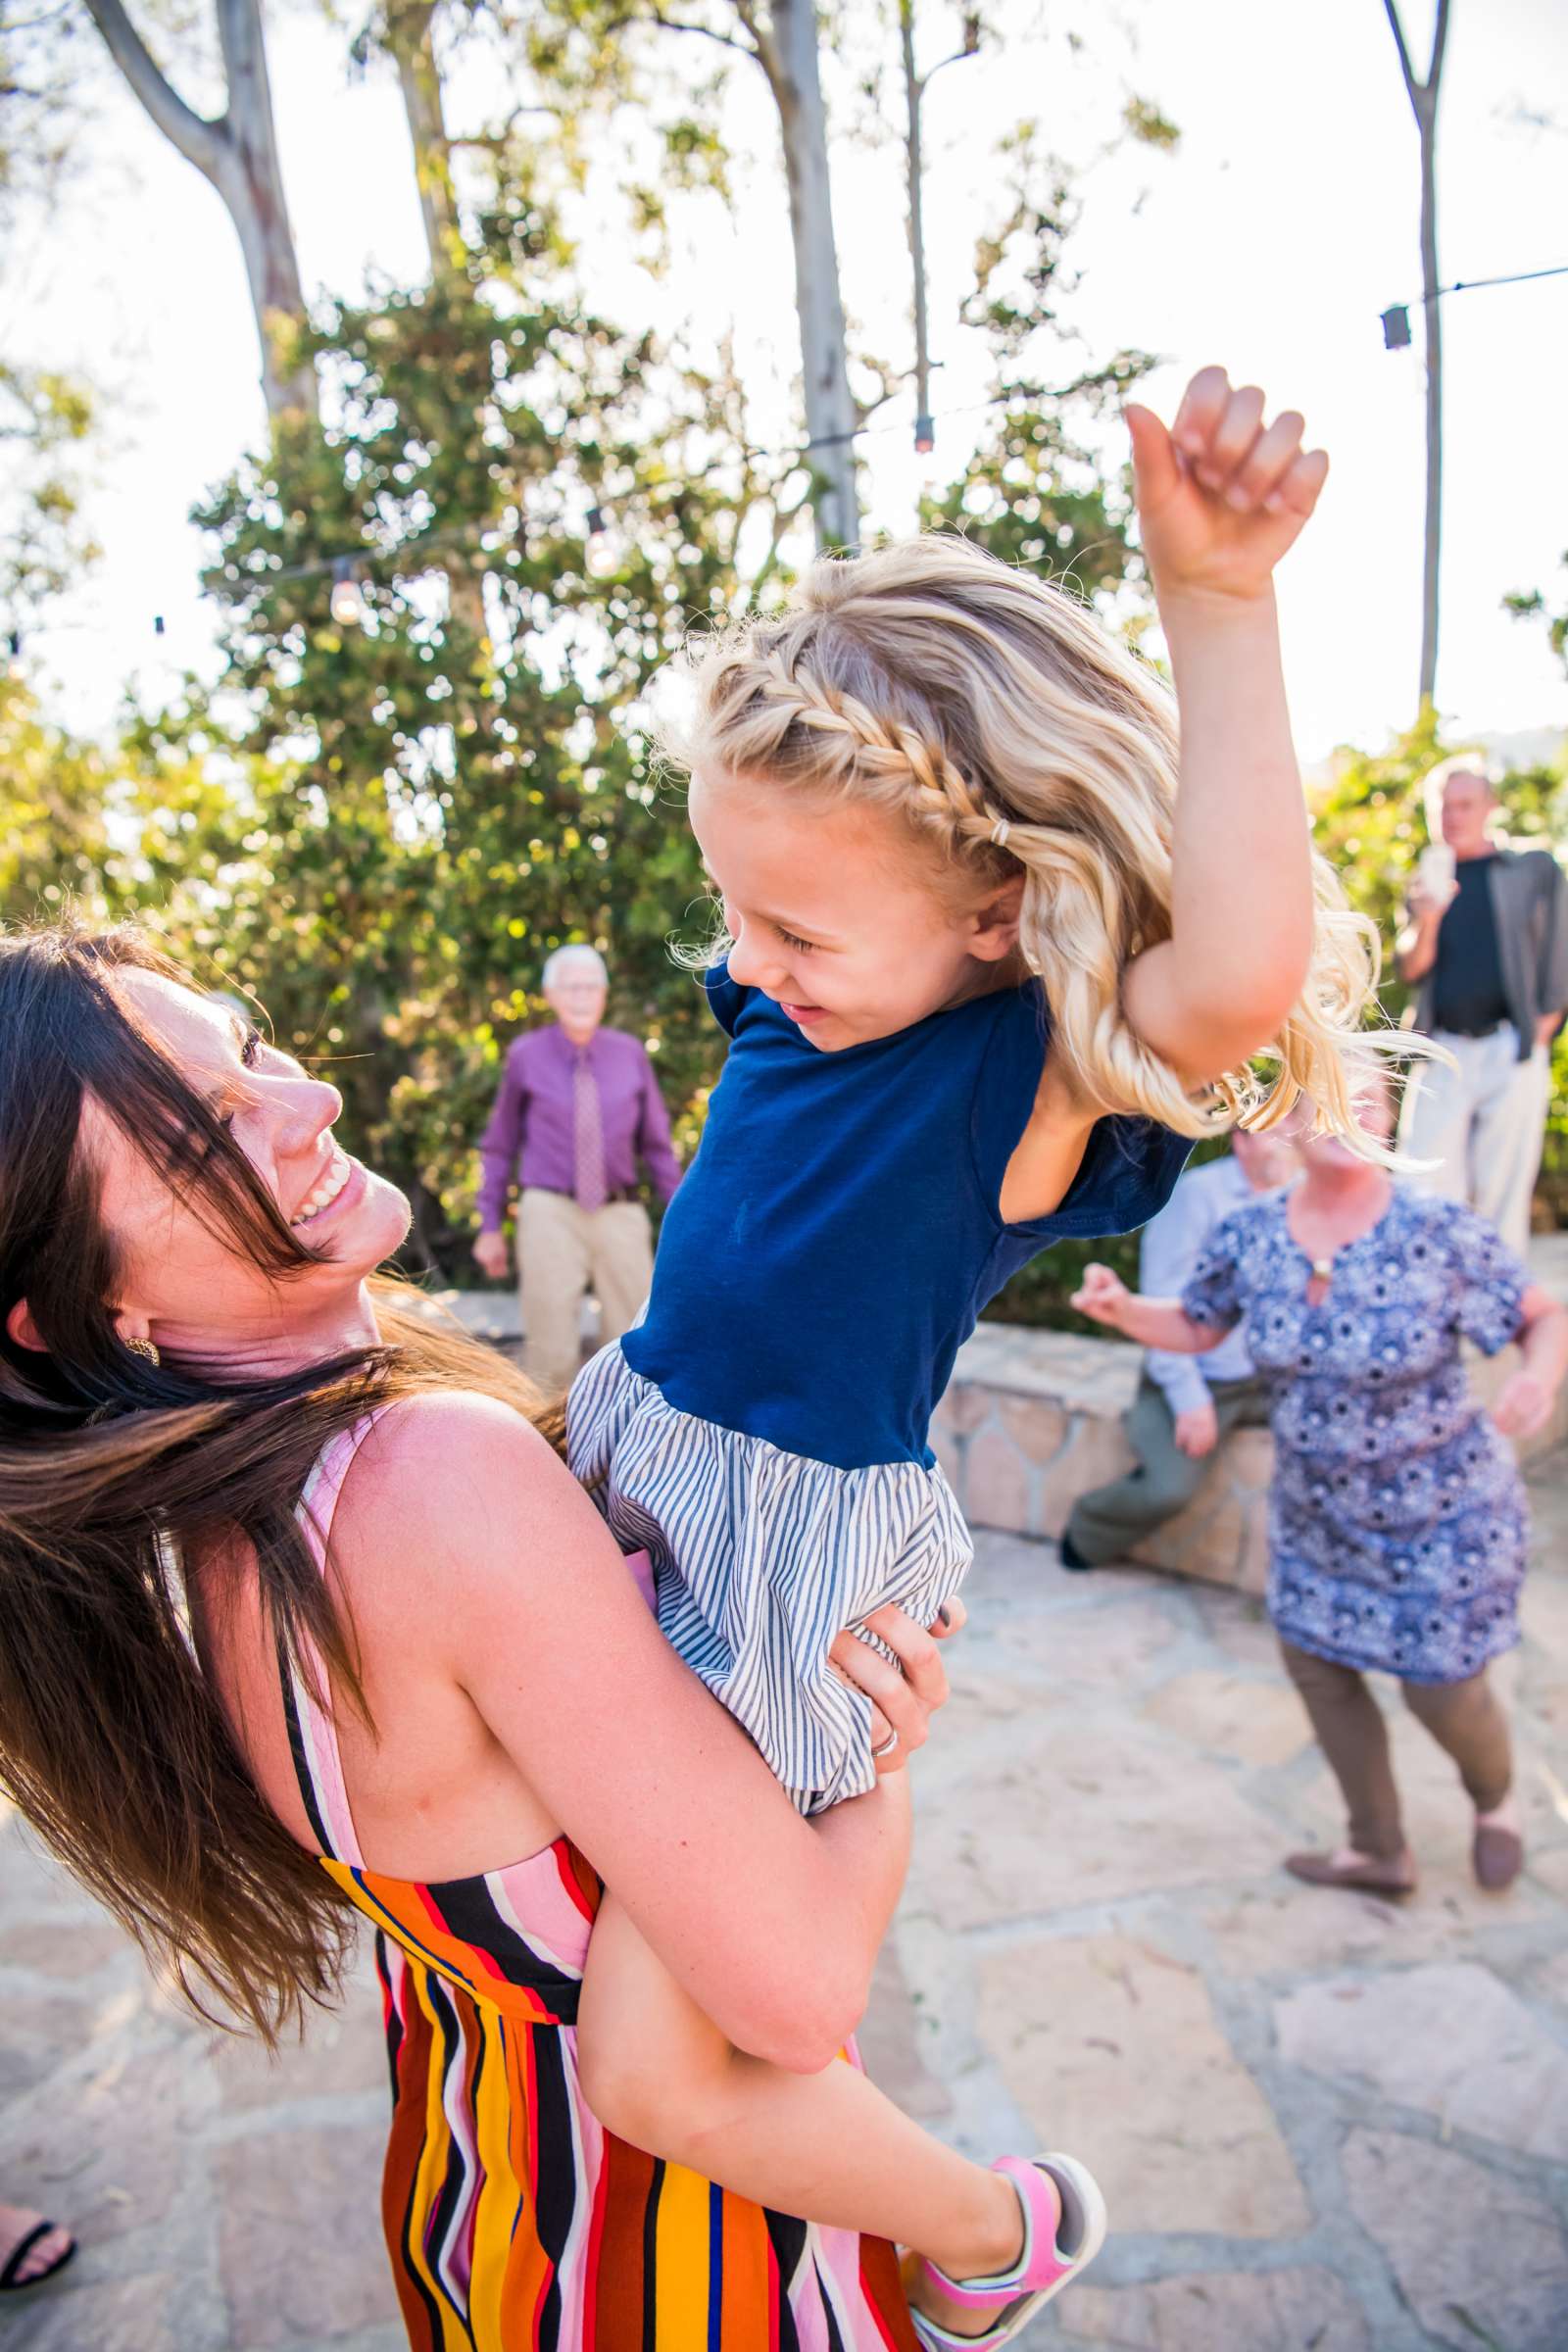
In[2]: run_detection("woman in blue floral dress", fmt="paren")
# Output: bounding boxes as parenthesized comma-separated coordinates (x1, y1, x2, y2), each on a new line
(1073, 1083, 1568, 1897)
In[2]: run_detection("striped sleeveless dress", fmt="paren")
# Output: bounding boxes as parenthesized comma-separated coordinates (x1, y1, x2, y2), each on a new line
(283, 1417, 920, 2351)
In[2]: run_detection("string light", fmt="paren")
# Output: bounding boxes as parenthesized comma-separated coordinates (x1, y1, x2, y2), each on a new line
(329, 558, 366, 628)
(1381, 259, 1567, 346)
(206, 383, 1054, 613)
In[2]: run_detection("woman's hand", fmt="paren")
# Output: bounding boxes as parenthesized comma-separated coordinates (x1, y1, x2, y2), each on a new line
(829, 1596, 965, 1773)
(1126, 367, 1329, 611)
(1493, 1371, 1552, 1441)
(1072, 1262, 1132, 1331)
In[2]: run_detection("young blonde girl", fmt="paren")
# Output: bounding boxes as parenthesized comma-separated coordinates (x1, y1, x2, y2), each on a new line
(564, 368, 1382, 2347)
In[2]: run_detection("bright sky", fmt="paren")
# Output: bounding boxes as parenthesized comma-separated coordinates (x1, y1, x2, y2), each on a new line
(7, 0, 1566, 764)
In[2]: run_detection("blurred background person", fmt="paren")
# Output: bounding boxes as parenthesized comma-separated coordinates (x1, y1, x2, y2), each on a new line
(1074, 1078, 1568, 1898)
(473, 946, 682, 1394)
(1060, 1127, 1298, 1573)
(1396, 757, 1568, 1250)
(0, 2199, 75, 2298)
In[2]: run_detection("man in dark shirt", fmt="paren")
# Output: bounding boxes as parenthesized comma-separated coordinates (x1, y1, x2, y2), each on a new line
(1396, 760, 1568, 1249)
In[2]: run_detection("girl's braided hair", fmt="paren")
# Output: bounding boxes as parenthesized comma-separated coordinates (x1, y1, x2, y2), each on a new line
(665, 534, 1398, 1144)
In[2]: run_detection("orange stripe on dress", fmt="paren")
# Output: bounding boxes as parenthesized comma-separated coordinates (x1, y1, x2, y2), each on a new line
(717, 2189, 772, 2348)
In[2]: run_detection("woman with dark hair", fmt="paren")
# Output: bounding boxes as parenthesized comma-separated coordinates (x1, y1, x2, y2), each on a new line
(0, 922, 954, 2349)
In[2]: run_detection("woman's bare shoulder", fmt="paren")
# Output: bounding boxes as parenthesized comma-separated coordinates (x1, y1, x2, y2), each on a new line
(329, 1390, 593, 1600)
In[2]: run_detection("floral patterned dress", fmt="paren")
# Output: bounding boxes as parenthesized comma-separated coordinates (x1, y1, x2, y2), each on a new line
(1180, 1186, 1530, 1685)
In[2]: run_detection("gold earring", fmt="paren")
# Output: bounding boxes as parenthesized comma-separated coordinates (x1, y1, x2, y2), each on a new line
(125, 1336, 162, 1367)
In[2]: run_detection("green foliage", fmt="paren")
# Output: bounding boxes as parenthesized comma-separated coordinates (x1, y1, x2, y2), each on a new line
(918, 150, 1153, 613)
(124, 206, 773, 1266)
(0, 361, 99, 626)
(0, 674, 122, 922)
(1506, 552, 1568, 677)
(1121, 94, 1181, 151)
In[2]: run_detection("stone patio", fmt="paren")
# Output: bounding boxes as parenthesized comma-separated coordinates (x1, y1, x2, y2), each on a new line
(2, 1472, 1566, 2348)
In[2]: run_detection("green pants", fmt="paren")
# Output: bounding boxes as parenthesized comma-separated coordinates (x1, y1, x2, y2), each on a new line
(1280, 1637, 1512, 1859)
(1066, 1371, 1270, 1566)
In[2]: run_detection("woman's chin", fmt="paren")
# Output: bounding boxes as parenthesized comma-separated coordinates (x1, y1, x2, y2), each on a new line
(307, 1172, 413, 1274)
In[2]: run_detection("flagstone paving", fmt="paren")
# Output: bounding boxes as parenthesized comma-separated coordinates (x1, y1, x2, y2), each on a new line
(3, 1474, 1566, 2349)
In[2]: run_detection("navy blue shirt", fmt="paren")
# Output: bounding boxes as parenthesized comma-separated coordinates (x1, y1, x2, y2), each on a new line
(619, 966, 1191, 1471)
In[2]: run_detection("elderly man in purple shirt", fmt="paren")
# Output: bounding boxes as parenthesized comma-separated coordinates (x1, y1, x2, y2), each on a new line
(473, 945, 682, 1393)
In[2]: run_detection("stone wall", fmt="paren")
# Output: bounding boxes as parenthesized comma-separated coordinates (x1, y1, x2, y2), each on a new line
(932, 1233, 1568, 1598)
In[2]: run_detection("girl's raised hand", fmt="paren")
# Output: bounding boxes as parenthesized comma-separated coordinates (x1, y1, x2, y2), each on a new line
(1126, 366, 1329, 608)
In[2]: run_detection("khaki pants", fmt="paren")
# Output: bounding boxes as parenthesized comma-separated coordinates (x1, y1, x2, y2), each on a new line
(1280, 1638, 1512, 1860)
(1398, 1026, 1551, 1253)
(516, 1190, 654, 1397)
(1065, 1372, 1270, 1566)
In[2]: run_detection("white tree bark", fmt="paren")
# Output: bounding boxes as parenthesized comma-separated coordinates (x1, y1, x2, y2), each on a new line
(1383, 0, 1451, 713)
(383, 0, 461, 283)
(82, 0, 316, 421)
(742, 1, 859, 550)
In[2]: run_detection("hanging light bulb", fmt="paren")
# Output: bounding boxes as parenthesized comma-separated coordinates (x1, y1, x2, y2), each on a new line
(584, 505, 619, 579)
(330, 558, 366, 627)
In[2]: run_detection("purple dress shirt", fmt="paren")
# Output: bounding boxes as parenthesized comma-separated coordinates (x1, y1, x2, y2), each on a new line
(476, 1025, 682, 1228)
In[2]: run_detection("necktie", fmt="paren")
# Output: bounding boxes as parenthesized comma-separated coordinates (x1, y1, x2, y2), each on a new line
(573, 1050, 608, 1213)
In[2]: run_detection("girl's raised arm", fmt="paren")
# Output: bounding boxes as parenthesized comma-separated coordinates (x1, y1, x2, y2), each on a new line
(1119, 367, 1328, 1089)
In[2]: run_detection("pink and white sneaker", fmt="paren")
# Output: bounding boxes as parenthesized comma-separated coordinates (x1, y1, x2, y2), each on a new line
(910, 2152, 1107, 2348)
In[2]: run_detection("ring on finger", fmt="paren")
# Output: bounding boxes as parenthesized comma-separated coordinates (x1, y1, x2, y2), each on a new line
(871, 1728, 900, 1760)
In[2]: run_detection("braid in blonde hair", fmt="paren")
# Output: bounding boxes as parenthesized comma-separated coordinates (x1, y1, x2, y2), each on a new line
(667, 536, 1401, 1146)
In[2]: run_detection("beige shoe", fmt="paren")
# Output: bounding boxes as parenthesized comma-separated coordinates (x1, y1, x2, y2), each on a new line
(1472, 1823, 1523, 1892)
(1285, 1847, 1417, 1898)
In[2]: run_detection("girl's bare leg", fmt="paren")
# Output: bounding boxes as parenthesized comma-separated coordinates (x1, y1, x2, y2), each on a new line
(577, 1889, 1030, 2290)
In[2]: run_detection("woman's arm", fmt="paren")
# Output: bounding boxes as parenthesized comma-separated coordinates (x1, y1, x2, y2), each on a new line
(1071, 1261, 1231, 1353)
(1493, 1285, 1568, 1440)
(349, 1394, 932, 2072)
(1119, 369, 1327, 1087)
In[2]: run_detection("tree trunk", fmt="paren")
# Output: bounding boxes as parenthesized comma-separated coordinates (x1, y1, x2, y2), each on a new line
(383, 0, 461, 282)
(82, 0, 316, 421)
(901, 2, 932, 444)
(1383, 0, 1450, 714)
(750, 0, 859, 551)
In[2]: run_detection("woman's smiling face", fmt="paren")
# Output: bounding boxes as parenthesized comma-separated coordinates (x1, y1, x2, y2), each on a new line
(85, 970, 412, 1361)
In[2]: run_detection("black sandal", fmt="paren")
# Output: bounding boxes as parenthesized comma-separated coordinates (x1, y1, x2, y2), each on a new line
(0, 2218, 77, 2293)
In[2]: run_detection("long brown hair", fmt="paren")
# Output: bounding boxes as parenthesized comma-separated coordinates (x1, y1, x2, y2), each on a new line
(0, 922, 564, 2040)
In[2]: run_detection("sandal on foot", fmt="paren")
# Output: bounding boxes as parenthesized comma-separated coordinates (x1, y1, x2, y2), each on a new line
(1473, 1823, 1523, 1892)
(0, 2219, 77, 2294)
(1285, 1847, 1416, 1898)
(910, 2152, 1106, 2348)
